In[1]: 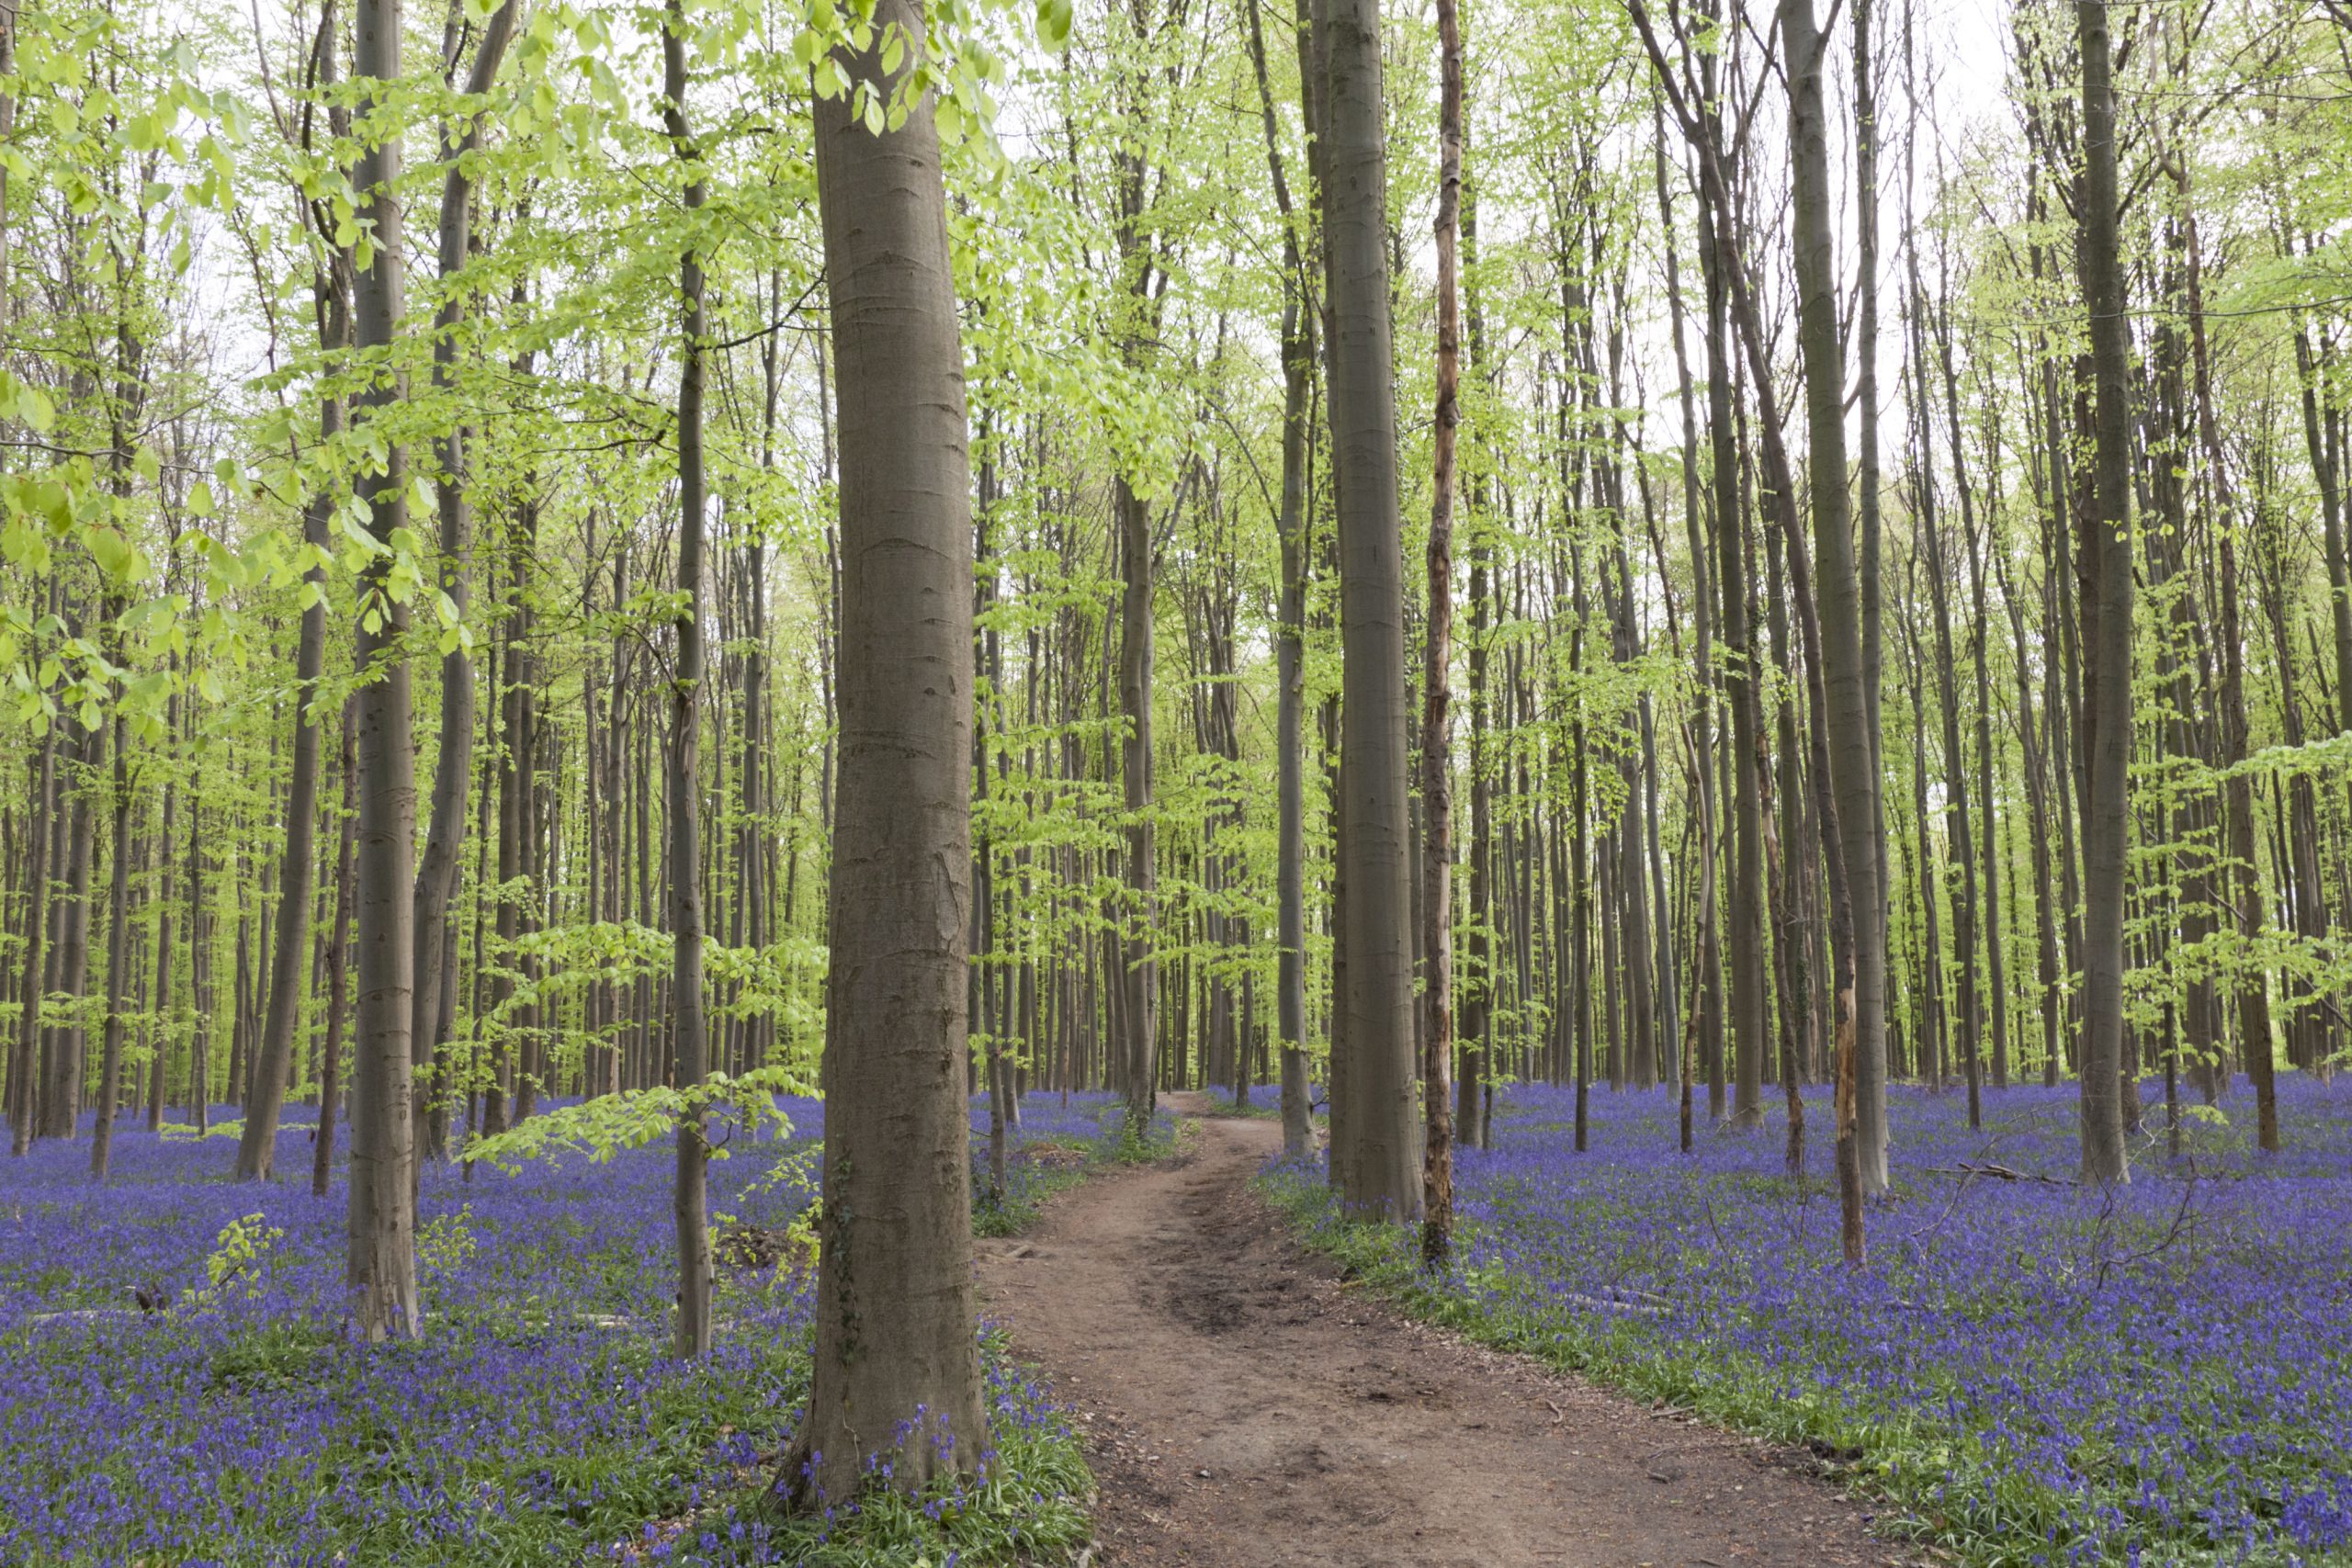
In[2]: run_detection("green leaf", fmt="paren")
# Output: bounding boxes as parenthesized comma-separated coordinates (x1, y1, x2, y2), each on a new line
(1039, 0, 1073, 49)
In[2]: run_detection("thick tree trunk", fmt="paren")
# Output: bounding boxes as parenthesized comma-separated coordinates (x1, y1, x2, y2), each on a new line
(2072, 0, 2133, 1185)
(786, 0, 990, 1499)
(345, 0, 422, 1343)
(1321, 0, 1419, 1222)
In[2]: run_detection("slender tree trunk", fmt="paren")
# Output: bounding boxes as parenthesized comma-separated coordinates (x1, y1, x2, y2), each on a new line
(145, 679, 179, 1134)
(7, 702, 53, 1156)
(1656, 100, 1721, 1146)
(410, 0, 520, 1168)
(88, 693, 133, 1179)
(1912, 285, 1980, 1125)
(1783, 0, 1884, 1203)
(187, 772, 211, 1130)
(235, 279, 345, 1181)
(41, 718, 98, 1141)
(1419, 0, 1462, 1267)
(315, 704, 356, 1198)
(662, 0, 713, 1359)
(1245, 0, 1316, 1161)
(1695, 174, 1761, 1130)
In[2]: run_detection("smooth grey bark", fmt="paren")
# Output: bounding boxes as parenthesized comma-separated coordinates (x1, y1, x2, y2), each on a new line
(1854, 0, 1889, 1004)
(41, 716, 96, 1141)
(1321, 0, 1419, 1222)
(187, 765, 211, 1130)
(1947, 345, 2008, 1093)
(235, 265, 346, 1184)
(144, 678, 177, 1134)
(1655, 101, 1720, 1143)
(1909, 273, 1980, 1123)
(345, 0, 422, 1343)
(1243, 0, 1314, 1162)
(1656, 66, 1762, 1127)
(315, 704, 356, 1199)
(786, 0, 990, 1501)
(1782, 0, 1886, 1196)
(8, 697, 52, 1156)
(410, 0, 520, 1167)
(88, 691, 131, 1179)
(2072, 0, 2132, 1185)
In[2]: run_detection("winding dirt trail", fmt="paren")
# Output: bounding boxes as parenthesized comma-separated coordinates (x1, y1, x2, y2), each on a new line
(976, 1094, 1906, 1567)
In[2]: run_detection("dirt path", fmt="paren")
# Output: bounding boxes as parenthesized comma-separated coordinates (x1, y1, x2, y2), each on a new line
(976, 1095, 1905, 1568)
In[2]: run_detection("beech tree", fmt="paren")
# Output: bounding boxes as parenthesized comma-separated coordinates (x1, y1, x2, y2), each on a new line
(345, 0, 421, 1344)
(1322, 0, 1419, 1224)
(785, 0, 990, 1495)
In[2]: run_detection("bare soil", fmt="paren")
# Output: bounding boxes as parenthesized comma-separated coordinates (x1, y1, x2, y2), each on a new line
(976, 1094, 1910, 1568)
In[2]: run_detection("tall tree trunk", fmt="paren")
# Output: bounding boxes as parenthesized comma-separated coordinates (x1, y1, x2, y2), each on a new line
(1656, 99, 1721, 1146)
(88, 688, 132, 1179)
(144, 678, 178, 1134)
(41, 717, 97, 1140)
(786, 0, 990, 1499)
(662, 0, 714, 1359)
(1783, 0, 1885, 1201)
(235, 272, 346, 1182)
(1244, 0, 1315, 1161)
(1321, 0, 1419, 1222)
(187, 769, 211, 1130)
(1694, 161, 1762, 1129)
(345, 0, 423, 1343)
(410, 0, 520, 1168)
(1458, 181, 1496, 1152)
(1419, 0, 1462, 1267)
(315, 704, 356, 1198)
(1912, 278, 1980, 1126)
(1854, 0, 1890, 1012)
(2072, 0, 2134, 1185)
(7, 695, 53, 1156)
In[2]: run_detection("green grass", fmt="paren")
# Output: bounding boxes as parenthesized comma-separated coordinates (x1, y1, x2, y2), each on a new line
(617, 1328, 1095, 1568)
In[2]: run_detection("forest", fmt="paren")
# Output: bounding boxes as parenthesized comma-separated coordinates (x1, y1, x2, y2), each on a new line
(2, 0, 2349, 1559)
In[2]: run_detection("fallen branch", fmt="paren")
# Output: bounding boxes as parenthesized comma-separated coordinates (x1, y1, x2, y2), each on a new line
(1922, 1161, 2075, 1187)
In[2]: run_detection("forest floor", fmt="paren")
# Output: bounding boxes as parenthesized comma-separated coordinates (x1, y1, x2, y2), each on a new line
(976, 1092, 1907, 1568)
